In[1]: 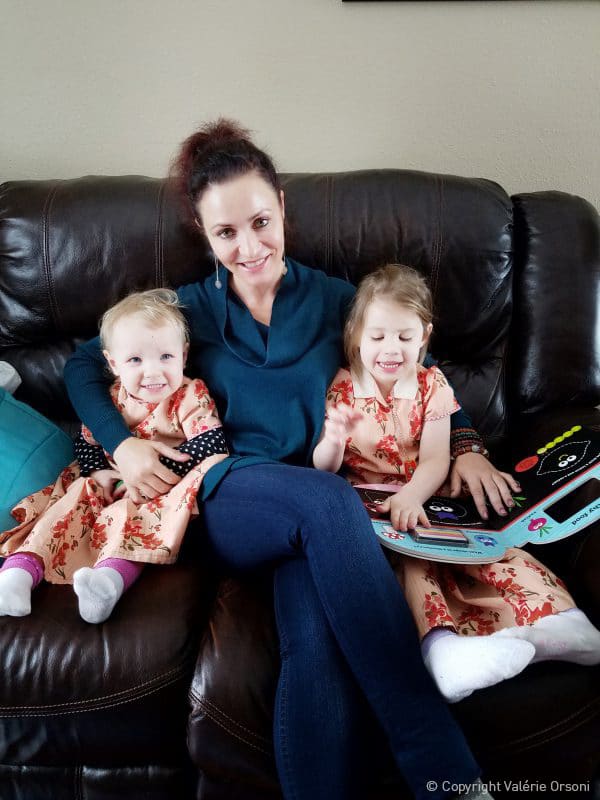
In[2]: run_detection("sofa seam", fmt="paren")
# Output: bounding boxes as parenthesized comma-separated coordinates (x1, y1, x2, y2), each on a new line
(191, 693, 271, 753)
(483, 694, 600, 754)
(0, 682, 179, 718)
(326, 175, 333, 275)
(0, 662, 189, 715)
(193, 697, 271, 755)
(430, 175, 442, 300)
(41, 183, 61, 333)
(155, 180, 166, 286)
(195, 695, 271, 745)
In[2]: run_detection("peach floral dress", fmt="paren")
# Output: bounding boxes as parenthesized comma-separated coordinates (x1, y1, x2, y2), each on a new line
(0, 378, 227, 584)
(326, 365, 575, 638)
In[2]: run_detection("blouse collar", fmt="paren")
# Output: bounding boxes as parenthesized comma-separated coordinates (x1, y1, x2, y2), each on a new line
(350, 367, 419, 401)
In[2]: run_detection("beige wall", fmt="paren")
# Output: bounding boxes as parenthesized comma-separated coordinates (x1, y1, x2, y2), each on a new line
(1, 0, 599, 209)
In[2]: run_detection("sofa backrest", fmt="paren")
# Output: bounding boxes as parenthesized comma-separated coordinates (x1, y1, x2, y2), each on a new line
(1, 171, 598, 448)
(510, 191, 600, 418)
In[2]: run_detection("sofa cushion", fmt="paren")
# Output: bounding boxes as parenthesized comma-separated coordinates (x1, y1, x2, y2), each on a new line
(0, 540, 214, 769)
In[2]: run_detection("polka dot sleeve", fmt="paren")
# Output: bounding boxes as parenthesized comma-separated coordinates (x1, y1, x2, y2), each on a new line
(73, 429, 111, 476)
(159, 428, 229, 477)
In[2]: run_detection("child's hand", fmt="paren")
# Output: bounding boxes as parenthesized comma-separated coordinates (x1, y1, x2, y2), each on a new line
(323, 404, 362, 446)
(379, 489, 431, 532)
(89, 469, 124, 503)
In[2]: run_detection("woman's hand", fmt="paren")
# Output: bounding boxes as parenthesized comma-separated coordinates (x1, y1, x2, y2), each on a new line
(112, 438, 189, 504)
(89, 468, 124, 503)
(379, 489, 431, 532)
(449, 452, 521, 519)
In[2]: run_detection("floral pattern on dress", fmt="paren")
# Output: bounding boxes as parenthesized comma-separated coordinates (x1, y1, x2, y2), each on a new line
(0, 378, 228, 584)
(325, 365, 576, 638)
(326, 365, 459, 487)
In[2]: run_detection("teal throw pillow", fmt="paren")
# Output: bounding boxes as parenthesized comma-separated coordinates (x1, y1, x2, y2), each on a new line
(0, 388, 74, 530)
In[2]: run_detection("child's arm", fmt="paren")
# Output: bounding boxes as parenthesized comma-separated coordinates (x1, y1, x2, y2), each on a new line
(159, 428, 229, 477)
(312, 404, 362, 473)
(379, 416, 451, 531)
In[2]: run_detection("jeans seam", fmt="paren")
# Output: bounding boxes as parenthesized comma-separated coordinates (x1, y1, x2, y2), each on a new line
(274, 571, 297, 800)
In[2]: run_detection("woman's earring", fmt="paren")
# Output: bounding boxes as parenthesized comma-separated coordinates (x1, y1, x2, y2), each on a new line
(213, 254, 222, 289)
(281, 252, 288, 276)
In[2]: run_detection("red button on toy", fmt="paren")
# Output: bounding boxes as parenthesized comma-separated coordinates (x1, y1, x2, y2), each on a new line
(515, 455, 539, 473)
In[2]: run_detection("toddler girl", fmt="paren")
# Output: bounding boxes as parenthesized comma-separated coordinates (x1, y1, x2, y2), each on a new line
(313, 264, 600, 702)
(0, 289, 228, 623)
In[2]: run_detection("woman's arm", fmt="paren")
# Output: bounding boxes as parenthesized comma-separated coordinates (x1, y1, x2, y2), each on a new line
(422, 354, 520, 517)
(64, 338, 188, 502)
(64, 337, 130, 454)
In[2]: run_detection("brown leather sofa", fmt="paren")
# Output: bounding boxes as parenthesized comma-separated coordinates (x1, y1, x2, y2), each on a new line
(0, 170, 598, 800)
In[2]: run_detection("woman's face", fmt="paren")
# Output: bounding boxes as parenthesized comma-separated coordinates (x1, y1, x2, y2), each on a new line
(197, 171, 285, 295)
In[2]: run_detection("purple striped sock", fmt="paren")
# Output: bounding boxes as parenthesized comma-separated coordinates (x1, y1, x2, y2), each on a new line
(1, 553, 44, 587)
(95, 558, 144, 591)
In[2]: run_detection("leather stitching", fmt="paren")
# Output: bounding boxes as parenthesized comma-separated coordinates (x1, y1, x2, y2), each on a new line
(155, 180, 166, 286)
(326, 175, 333, 275)
(483, 695, 600, 754)
(0, 663, 190, 715)
(41, 183, 61, 332)
(192, 696, 271, 755)
(190, 691, 270, 753)
(195, 695, 271, 745)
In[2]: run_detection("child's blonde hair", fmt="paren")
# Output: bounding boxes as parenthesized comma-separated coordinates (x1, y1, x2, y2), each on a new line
(344, 264, 433, 373)
(100, 288, 189, 350)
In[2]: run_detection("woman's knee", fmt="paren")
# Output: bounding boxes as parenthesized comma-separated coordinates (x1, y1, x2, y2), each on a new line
(299, 469, 365, 520)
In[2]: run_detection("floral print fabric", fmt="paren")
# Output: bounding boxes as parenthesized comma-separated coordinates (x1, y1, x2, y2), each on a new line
(0, 378, 227, 584)
(326, 365, 459, 486)
(395, 549, 574, 638)
(327, 365, 575, 637)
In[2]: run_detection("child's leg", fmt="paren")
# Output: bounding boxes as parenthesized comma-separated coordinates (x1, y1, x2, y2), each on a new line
(0, 553, 44, 616)
(398, 558, 535, 703)
(496, 608, 600, 665)
(73, 558, 143, 624)
(422, 628, 535, 703)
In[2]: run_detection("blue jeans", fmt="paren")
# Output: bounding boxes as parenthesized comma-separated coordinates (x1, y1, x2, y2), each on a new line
(202, 464, 479, 800)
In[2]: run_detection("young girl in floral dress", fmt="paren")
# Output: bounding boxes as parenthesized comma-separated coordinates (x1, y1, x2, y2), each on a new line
(313, 264, 600, 703)
(0, 289, 228, 623)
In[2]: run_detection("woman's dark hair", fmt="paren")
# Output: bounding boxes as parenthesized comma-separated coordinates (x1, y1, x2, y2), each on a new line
(171, 118, 281, 224)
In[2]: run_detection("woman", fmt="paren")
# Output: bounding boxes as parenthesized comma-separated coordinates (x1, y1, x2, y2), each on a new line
(64, 119, 515, 800)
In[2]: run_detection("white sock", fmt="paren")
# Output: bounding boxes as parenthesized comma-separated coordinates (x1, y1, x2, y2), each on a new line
(495, 609, 600, 666)
(423, 633, 535, 703)
(0, 568, 34, 616)
(73, 566, 124, 624)
(455, 782, 495, 800)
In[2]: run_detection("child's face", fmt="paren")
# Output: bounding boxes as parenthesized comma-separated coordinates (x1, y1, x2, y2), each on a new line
(103, 315, 188, 403)
(359, 298, 432, 395)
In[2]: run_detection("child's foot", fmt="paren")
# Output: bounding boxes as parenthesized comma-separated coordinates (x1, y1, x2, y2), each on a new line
(423, 633, 535, 703)
(496, 609, 600, 665)
(73, 566, 124, 624)
(0, 568, 34, 616)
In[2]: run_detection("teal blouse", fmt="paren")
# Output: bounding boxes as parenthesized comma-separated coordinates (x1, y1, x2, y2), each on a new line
(64, 259, 355, 498)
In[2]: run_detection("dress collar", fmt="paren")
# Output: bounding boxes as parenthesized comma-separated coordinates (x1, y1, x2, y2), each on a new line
(350, 367, 419, 401)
